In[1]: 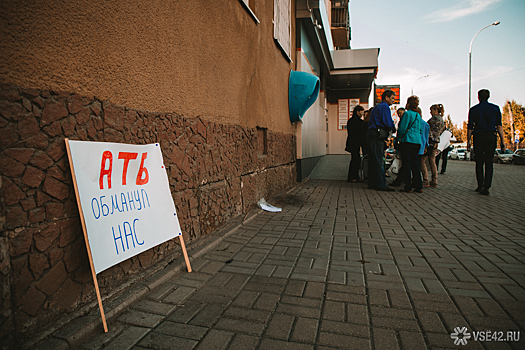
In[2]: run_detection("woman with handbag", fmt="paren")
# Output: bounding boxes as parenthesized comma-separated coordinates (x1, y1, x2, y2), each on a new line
(397, 96, 423, 193)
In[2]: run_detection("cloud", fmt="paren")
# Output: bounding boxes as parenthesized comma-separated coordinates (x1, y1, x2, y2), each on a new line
(473, 65, 513, 81)
(425, 0, 503, 23)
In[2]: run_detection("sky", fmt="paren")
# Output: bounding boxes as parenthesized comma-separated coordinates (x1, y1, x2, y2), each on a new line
(349, 0, 525, 127)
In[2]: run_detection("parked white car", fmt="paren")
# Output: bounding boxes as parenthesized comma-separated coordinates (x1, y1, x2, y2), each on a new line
(493, 149, 514, 164)
(449, 148, 467, 160)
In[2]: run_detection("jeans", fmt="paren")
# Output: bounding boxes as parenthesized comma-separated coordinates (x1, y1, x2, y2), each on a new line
(400, 142, 422, 191)
(473, 131, 497, 189)
(347, 146, 361, 181)
(366, 129, 386, 189)
(420, 144, 438, 185)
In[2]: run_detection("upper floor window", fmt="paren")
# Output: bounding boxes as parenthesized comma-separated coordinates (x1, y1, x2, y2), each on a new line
(240, 0, 260, 23)
(273, 0, 291, 61)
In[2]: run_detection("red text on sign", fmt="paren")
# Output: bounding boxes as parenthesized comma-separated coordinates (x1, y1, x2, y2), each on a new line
(99, 151, 149, 189)
(118, 152, 138, 185)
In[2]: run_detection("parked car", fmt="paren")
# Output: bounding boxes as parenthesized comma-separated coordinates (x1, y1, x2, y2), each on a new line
(493, 149, 514, 163)
(512, 149, 525, 165)
(449, 148, 467, 160)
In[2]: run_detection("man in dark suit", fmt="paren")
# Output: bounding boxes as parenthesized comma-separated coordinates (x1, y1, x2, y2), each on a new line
(466, 89, 506, 195)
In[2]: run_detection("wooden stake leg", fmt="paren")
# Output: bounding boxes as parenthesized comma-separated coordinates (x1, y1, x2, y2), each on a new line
(179, 234, 192, 273)
(65, 138, 108, 333)
(93, 275, 108, 333)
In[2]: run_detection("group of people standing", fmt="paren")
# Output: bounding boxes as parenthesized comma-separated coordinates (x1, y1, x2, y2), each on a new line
(345, 89, 444, 192)
(345, 88, 505, 195)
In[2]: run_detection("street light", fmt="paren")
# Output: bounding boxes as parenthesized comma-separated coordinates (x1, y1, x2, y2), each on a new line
(411, 75, 429, 95)
(469, 21, 500, 107)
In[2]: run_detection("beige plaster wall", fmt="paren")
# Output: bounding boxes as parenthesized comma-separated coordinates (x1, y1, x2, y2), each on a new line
(0, 0, 295, 133)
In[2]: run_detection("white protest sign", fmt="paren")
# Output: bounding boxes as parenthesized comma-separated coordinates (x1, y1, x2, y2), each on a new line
(67, 140, 181, 274)
(437, 130, 454, 152)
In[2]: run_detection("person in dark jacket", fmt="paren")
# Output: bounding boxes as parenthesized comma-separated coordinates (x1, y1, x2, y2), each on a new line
(346, 105, 365, 182)
(367, 90, 396, 191)
(466, 89, 506, 195)
(361, 108, 372, 157)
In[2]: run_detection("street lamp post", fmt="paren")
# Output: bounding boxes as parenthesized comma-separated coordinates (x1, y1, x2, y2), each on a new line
(469, 21, 500, 108)
(411, 75, 429, 95)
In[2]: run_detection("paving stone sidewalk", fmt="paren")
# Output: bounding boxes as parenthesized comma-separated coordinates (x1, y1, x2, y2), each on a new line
(37, 159, 525, 349)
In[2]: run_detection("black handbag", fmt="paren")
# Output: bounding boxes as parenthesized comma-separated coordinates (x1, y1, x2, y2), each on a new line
(374, 109, 393, 140)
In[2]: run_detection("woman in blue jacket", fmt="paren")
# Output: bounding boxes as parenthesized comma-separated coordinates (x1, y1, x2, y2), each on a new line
(397, 96, 423, 193)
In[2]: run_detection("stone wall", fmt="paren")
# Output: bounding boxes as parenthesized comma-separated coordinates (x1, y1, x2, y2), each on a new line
(0, 83, 296, 344)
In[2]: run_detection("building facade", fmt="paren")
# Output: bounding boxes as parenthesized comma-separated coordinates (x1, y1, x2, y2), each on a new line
(294, 0, 378, 179)
(0, 0, 377, 346)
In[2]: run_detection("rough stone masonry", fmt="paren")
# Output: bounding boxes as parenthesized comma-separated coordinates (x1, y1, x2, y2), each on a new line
(0, 82, 296, 344)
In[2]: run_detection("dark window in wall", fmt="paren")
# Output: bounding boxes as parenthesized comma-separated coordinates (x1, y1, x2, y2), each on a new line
(257, 127, 268, 156)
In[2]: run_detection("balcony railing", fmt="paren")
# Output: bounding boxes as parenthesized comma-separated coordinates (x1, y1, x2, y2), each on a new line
(330, 1, 350, 49)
